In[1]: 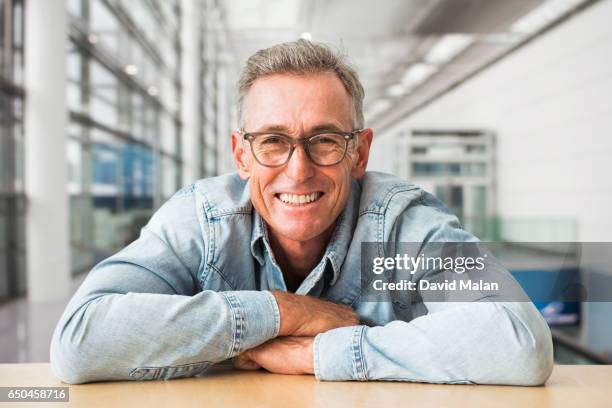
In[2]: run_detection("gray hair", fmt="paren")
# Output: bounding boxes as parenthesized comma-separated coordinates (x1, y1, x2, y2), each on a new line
(237, 39, 365, 129)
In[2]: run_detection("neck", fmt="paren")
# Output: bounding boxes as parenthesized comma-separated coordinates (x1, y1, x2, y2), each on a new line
(268, 223, 336, 292)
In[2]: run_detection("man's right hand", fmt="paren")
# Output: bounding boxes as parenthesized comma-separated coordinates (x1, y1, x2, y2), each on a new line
(271, 291, 359, 337)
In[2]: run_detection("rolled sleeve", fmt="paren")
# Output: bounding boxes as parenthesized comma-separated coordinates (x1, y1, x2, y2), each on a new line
(314, 325, 367, 381)
(222, 290, 280, 355)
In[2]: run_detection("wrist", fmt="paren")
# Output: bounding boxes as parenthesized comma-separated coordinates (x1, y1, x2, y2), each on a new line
(301, 337, 315, 374)
(272, 291, 297, 336)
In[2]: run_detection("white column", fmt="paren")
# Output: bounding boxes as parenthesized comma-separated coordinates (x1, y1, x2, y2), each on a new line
(181, 0, 202, 184)
(24, 0, 70, 302)
(216, 62, 229, 174)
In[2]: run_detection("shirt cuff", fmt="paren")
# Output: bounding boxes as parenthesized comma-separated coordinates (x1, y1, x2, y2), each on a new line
(314, 325, 367, 381)
(222, 290, 280, 354)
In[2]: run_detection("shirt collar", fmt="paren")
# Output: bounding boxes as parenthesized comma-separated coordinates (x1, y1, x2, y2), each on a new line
(249, 178, 361, 286)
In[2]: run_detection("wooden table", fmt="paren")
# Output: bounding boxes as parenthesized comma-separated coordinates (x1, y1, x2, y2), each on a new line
(0, 364, 609, 407)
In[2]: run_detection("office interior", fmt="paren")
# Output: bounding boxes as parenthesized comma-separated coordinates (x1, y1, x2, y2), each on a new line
(1, 0, 611, 366)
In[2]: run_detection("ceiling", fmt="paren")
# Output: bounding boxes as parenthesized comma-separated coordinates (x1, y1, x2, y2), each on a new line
(218, 0, 591, 130)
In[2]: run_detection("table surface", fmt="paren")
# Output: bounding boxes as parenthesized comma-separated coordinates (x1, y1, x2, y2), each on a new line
(0, 364, 610, 407)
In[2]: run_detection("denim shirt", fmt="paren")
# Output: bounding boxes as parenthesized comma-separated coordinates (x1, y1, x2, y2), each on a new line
(50, 171, 553, 385)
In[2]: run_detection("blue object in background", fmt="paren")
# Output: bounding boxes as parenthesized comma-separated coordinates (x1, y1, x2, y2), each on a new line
(511, 268, 581, 326)
(92, 143, 154, 211)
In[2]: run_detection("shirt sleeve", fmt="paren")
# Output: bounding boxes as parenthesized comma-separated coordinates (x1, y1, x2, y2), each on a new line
(50, 187, 280, 384)
(313, 192, 554, 385)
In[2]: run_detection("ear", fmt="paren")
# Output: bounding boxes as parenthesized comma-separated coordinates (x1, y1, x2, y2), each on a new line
(232, 131, 251, 180)
(350, 128, 373, 179)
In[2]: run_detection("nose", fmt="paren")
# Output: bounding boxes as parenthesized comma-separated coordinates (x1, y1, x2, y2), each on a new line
(285, 144, 315, 182)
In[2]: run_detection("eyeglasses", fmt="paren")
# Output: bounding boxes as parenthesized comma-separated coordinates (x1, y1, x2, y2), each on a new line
(239, 129, 362, 167)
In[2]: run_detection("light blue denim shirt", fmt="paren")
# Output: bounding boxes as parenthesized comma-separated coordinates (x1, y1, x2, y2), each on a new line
(50, 172, 553, 385)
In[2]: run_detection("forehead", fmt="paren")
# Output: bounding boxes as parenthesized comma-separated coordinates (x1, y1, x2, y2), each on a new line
(243, 72, 354, 132)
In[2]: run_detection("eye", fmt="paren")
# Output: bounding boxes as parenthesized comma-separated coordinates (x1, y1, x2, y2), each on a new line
(312, 134, 342, 146)
(260, 135, 284, 145)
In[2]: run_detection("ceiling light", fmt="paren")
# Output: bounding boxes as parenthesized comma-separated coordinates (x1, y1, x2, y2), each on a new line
(300, 32, 312, 41)
(481, 33, 524, 45)
(147, 86, 159, 96)
(425, 34, 473, 65)
(367, 99, 392, 117)
(124, 64, 138, 76)
(386, 84, 407, 98)
(511, 0, 584, 34)
(400, 63, 438, 88)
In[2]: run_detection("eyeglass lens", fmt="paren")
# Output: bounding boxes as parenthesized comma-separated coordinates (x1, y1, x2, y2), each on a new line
(251, 134, 347, 166)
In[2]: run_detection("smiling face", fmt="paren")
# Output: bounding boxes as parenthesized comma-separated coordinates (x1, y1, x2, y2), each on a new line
(232, 72, 372, 245)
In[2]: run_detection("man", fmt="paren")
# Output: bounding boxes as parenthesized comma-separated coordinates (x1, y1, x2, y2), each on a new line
(51, 40, 553, 384)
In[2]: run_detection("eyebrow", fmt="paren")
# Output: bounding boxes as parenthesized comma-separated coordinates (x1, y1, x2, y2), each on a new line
(254, 123, 347, 134)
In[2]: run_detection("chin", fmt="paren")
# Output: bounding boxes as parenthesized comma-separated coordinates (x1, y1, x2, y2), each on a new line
(273, 224, 326, 242)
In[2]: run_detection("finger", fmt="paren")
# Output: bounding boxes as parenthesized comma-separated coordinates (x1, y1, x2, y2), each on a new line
(233, 354, 261, 371)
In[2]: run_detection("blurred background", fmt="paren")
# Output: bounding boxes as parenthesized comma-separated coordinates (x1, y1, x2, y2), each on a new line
(1, 0, 611, 365)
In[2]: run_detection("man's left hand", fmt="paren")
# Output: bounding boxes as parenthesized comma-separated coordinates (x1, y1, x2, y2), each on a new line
(233, 336, 314, 375)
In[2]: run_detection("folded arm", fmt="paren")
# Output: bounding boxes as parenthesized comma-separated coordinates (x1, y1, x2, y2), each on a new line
(314, 301, 553, 385)
(238, 194, 554, 385)
(315, 197, 553, 385)
(50, 190, 280, 383)
(51, 189, 357, 383)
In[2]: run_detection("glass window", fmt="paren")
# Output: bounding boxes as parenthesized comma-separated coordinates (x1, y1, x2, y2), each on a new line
(161, 156, 178, 200)
(160, 113, 176, 155)
(67, 0, 183, 274)
(67, 0, 82, 17)
(11, 0, 23, 86)
(413, 162, 487, 177)
(12, 115, 22, 193)
(90, 0, 119, 54)
(0, 0, 25, 300)
(0, 0, 5, 70)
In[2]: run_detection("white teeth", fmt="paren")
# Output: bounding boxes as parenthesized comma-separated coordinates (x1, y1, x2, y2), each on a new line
(278, 192, 322, 205)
